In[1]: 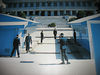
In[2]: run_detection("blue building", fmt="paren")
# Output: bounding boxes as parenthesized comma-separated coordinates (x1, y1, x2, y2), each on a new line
(68, 14, 100, 75)
(0, 14, 28, 56)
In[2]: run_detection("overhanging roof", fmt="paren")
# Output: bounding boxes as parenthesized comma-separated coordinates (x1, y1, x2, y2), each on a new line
(68, 14, 100, 25)
(0, 14, 39, 27)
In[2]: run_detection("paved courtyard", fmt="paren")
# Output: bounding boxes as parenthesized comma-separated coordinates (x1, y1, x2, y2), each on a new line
(0, 28, 96, 75)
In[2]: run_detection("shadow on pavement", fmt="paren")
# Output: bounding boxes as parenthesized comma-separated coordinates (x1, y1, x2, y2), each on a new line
(67, 39, 90, 59)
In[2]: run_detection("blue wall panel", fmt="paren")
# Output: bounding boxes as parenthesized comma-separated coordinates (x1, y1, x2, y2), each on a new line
(91, 24, 100, 75)
(73, 23, 90, 51)
(0, 28, 18, 56)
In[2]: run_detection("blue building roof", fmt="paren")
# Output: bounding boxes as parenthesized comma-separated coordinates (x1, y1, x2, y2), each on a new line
(68, 14, 100, 25)
(0, 14, 39, 28)
(0, 14, 27, 22)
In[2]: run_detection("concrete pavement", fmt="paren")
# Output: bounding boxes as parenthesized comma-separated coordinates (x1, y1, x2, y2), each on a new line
(0, 28, 96, 75)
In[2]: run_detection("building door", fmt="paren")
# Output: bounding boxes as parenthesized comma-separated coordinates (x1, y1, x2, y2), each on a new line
(41, 11, 45, 16)
(35, 11, 39, 16)
(48, 11, 51, 16)
(54, 11, 57, 16)
(60, 10, 64, 16)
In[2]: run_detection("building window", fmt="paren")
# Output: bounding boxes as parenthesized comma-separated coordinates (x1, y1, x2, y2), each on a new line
(13, 3, 17, 8)
(77, 1, 81, 6)
(47, 1, 52, 6)
(65, 1, 69, 6)
(25, 3, 28, 7)
(7, 3, 11, 8)
(53, 2, 57, 6)
(66, 10, 70, 15)
(19, 3, 22, 7)
(29, 11, 33, 16)
(59, 1, 63, 6)
(36, 2, 39, 7)
(23, 11, 27, 15)
(72, 11, 76, 15)
(42, 2, 45, 7)
(60, 10, 64, 16)
(87, 1, 92, 7)
(71, 1, 75, 7)
(30, 3, 34, 7)
(82, 1, 86, 7)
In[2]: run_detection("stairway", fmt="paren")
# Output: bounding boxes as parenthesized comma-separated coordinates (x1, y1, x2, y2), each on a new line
(34, 16, 69, 28)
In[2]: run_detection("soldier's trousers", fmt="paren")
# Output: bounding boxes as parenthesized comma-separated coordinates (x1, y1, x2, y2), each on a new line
(11, 47, 19, 57)
(61, 49, 68, 63)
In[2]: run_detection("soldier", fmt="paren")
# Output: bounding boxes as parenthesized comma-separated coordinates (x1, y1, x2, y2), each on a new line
(10, 35, 20, 58)
(59, 33, 69, 64)
(25, 33, 32, 53)
(40, 30, 44, 43)
(53, 28, 57, 39)
(73, 29, 76, 43)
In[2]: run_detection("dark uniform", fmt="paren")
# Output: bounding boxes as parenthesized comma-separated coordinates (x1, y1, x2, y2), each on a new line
(60, 33, 68, 64)
(11, 35, 20, 57)
(53, 29, 57, 39)
(40, 31, 44, 43)
(73, 30, 76, 43)
(25, 34, 32, 53)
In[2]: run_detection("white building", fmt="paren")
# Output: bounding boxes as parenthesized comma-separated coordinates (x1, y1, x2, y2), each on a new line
(3, 0, 97, 16)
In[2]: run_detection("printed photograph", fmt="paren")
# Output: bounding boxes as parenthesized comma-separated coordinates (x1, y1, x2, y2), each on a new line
(0, 0, 100, 75)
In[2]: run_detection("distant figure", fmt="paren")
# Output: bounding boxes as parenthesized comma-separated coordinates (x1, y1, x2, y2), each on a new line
(73, 29, 76, 43)
(53, 28, 57, 39)
(59, 33, 69, 64)
(25, 33, 32, 53)
(10, 35, 20, 58)
(40, 30, 44, 43)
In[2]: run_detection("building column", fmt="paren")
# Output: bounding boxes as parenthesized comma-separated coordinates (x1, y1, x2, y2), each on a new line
(80, 1, 82, 7)
(57, 1, 59, 7)
(45, 11, 48, 16)
(28, 2, 30, 7)
(64, 10, 66, 15)
(51, 11, 54, 16)
(33, 11, 35, 15)
(17, 3, 19, 8)
(22, 3, 24, 7)
(69, 1, 71, 7)
(57, 10, 60, 16)
(63, 1, 66, 7)
(39, 11, 41, 16)
(76, 10, 78, 14)
(70, 10, 72, 16)
(51, 2, 54, 7)
(40, 2, 42, 7)
(27, 11, 29, 16)
(75, 2, 77, 7)
(34, 2, 36, 7)
(45, 2, 48, 7)
(15, 11, 17, 16)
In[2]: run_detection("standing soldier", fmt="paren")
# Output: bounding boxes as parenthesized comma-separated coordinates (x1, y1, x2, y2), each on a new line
(40, 30, 44, 43)
(59, 33, 69, 64)
(25, 33, 32, 53)
(53, 28, 57, 39)
(73, 29, 76, 43)
(10, 35, 20, 58)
